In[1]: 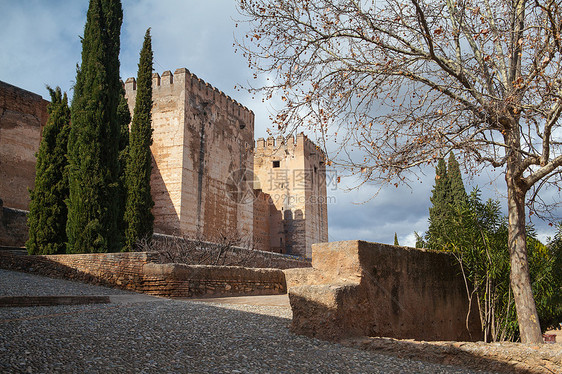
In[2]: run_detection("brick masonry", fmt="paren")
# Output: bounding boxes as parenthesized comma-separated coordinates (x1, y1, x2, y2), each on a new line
(0, 73, 329, 257)
(254, 135, 329, 257)
(124, 69, 255, 240)
(0, 251, 286, 298)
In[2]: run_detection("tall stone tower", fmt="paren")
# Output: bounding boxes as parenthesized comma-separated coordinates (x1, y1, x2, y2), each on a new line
(253, 134, 329, 258)
(124, 68, 254, 241)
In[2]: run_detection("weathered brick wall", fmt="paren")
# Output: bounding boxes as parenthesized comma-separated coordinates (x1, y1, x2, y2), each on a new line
(0, 251, 286, 297)
(252, 190, 272, 252)
(142, 263, 285, 297)
(0, 201, 29, 246)
(0, 81, 48, 210)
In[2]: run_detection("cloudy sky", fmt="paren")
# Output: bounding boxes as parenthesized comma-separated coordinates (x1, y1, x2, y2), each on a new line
(1, 0, 559, 246)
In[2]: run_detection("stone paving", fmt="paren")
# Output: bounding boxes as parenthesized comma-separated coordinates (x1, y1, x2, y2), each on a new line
(0, 269, 493, 373)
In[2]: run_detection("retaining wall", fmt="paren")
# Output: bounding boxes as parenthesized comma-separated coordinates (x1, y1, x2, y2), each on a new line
(286, 240, 482, 342)
(0, 251, 286, 297)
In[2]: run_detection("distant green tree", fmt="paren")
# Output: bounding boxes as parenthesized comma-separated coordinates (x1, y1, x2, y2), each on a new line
(393, 233, 399, 246)
(26, 87, 71, 255)
(66, 0, 123, 253)
(426, 157, 450, 249)
(447, 153, 468, 207)
(124, 28, 154, 251)
(536, 226, 562, 331)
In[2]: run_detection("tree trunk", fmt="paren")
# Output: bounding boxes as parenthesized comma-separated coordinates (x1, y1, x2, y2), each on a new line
(505, 165, 543, 343)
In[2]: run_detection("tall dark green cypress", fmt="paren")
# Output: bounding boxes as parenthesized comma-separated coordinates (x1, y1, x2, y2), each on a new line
(124, 28, 154, 251)
(26, 87, 71, 255)
(447, 153, 468, 207)
(67, 0, 123, 253)
(427, 153, 469, 249)
(427, 157, 450, 248)
(394, 233, 399, 246)
(117, 86, 131, 242)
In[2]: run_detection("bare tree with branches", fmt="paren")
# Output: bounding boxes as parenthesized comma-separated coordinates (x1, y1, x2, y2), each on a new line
(236, 0, 562, 343)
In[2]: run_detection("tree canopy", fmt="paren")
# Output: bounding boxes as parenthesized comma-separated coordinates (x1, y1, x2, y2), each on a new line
(236, 0, 562, 343)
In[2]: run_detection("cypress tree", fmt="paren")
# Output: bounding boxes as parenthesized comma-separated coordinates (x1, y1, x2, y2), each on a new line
(427, 157, 450, 248)
(66, 0, 123, 253)
(124, 28, 154, 251)
(394, 233, 399, 246)
(427, 153, 469, 249)
(447, 153, 468, 207)
(26, 87, 71, 255)
(117, 86, 131, 242)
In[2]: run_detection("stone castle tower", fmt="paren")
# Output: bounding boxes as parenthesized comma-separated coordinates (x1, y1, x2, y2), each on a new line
(253, 135, 328, 257)
(126, 68, 330, 257)
(124, 68, 254, 240)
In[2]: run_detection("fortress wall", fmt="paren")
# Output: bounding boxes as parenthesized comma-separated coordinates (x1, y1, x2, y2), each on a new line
(289, 240, 482, 341)
(302, 138, 329, 253)
(253, 190, 272, 252)
(0, 201, 29, 247)
(254, 134, 327, 257)
(125, 74, 185, 234)
(125, 69, 255, 240)
(0, 81, 48, 210)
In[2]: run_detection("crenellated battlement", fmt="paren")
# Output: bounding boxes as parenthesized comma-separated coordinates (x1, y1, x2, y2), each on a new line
(255, 133, 304, 150)
(124, 68, 254, 125)
(255, 133, 325, 158)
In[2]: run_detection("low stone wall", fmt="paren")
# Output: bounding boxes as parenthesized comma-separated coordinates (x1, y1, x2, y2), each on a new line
(0, 251, 286, 297)
(0, 203, 28, 247)
(142, 263, 285, 297)
(287, 240, 482, 342)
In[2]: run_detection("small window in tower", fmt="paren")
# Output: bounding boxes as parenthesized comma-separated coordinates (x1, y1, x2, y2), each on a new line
(314, 166, 318, 173)
(273, 160, 280, 168)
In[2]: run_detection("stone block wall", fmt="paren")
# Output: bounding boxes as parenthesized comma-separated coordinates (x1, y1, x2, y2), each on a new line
(252, 190, 272, 252)
(0, 81, 48, 210)
(0, 201, 29, 247)
(287, 240, 482, 342)
(0, 251, 286, 298)
(253, 134, 328, 257)
(142, 263, 285, 297)
(124, 68, 255, 241)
